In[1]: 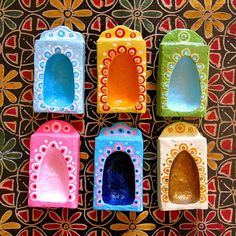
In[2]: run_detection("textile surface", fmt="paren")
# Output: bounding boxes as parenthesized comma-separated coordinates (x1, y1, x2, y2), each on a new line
(0, 0, 235, 235)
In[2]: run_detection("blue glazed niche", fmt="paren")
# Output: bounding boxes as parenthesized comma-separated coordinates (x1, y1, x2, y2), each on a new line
(167, 56, 201, 112)
(102, 151, 135, 205)
(43, 53, 74, 107)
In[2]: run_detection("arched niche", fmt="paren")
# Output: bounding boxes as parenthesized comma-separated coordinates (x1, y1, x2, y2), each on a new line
(169, 150, 200, 204)
(107, 53, 139, 108)
(43, 53, 74, 107)
(37, 147, 69, 203)
(102, 151, 135, 205)
(167, 56, 201, 112)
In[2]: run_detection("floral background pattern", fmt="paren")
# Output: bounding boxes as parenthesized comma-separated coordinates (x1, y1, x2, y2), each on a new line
(0, 0, 235, 235)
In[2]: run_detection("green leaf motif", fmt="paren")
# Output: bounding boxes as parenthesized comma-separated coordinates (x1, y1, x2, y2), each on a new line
(3, 0, 15, 9)
(112, 9, 132, 18)
(0, 128, 5, 150)
(4, 10, 24, 18)
(4, 17, 17, 30)
(143, 161, 150, 171)
(142, 18, 154, 33)
(134, 18, 142, 32)
(1, 138, 16, 153)
(3, 159, 17, 172)
(124, 18, 133, 28)
(141, 0, 153, 10)
(0, 20, 3, 37)
(120, 0, 133, 10)
(143, 10, 162, 18)
(5, 152, 22, 160)
(144, 152, 157, 160)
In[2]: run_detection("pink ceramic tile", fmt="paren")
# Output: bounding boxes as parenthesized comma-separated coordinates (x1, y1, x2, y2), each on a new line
(28, 120, 80, 208)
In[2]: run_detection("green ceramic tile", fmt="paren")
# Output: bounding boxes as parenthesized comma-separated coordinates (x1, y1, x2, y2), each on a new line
(157, 29, 209, 117)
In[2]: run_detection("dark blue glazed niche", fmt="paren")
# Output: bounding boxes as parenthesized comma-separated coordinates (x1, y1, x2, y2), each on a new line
(43, 53, 74, 107)
(102, 151, 135, 205)
(167, 56, 201, 112)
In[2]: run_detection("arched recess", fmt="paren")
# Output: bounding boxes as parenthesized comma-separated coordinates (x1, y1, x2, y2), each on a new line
(102, 151, 135, 205)
(169, 150, 200, 204)
(43, 53, 74, 107)
(107, 53, 139, 108)
(37, 147, 69, 203)
(167, 56, 201, 112)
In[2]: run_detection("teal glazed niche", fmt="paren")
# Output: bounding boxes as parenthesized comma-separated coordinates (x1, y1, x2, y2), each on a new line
(43, 53, 74, 107)
(34, 26, 85, 114)
(167, 56, 201, 112)
(157, 29, 209, 117)
(93, 122, 143, 212)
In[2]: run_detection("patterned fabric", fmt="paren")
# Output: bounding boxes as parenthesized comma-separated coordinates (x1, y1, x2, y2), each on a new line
(0, 0, 235, 235)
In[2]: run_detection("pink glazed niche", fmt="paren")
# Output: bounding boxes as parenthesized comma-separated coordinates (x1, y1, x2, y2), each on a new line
(28, 120, 80, 208)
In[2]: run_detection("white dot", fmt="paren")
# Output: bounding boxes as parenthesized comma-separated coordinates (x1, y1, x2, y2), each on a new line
(34, 149, 37, 152)
(99, 150, 102, 153)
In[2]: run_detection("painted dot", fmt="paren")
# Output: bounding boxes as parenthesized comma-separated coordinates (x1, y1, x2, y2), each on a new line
(58, 30, 65, 37)
(115, 28, 125, 38)
(72, 61, 78, 67)
(66, 52, 72, 57)
(74, 72, 79, 78)
(44, 52, 51, 58)
(55, 47, 61, 53)
(130, 32, 136, 38)
(75, 83, 79, 89)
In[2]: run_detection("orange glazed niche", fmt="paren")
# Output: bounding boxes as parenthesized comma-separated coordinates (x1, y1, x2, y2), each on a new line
(97, 26, 146, 113)
(108, 52, 139, 108)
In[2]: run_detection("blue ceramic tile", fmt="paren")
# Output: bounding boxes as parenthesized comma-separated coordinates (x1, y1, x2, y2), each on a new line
(34, 26, 85, 114)
(93, 122, 143, 212)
